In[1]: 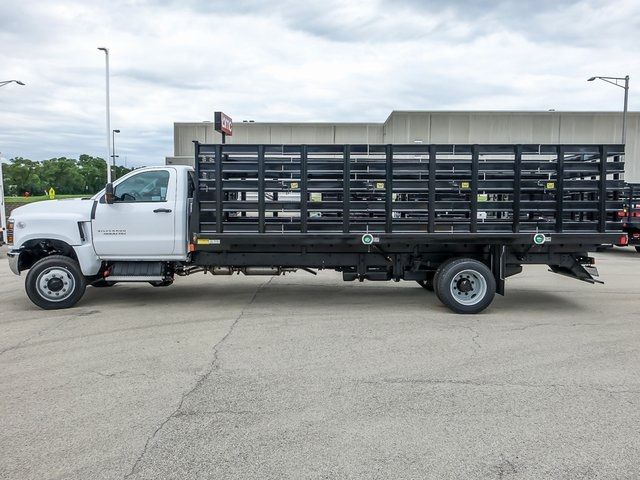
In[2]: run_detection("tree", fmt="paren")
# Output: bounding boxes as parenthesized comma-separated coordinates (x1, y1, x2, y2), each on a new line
(78, 155, 108, 193)
(3, 158, 42, 195)
(1, 155, 133, 196)
(40, 157, 85, 195)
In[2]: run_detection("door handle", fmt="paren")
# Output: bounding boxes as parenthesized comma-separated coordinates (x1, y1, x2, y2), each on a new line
(153, 208, 172, 213)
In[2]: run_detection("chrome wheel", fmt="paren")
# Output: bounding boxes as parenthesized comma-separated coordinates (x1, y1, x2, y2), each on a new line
(449, 269, 487, 306)
(36, 267, 76, 302)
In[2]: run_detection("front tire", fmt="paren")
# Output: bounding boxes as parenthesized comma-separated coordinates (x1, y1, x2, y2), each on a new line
(434, 258, 496, 314)
(25, 255, 87, 310)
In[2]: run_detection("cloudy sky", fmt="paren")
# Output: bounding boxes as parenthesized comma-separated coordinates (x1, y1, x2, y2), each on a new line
(0, 0, 638, 166)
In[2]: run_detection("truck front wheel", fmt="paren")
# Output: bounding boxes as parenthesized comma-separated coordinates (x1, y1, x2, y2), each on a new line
(25, 255, 87, 310)
(434, 258, 496, 314)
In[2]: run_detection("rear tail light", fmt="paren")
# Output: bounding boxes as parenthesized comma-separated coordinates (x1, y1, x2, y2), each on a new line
(6, 219, 14, 245)
(617, 210, 627, 217)
(618, 235, 629, 246)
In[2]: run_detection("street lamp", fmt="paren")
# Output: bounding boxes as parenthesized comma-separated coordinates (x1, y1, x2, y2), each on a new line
(0, 80, 25, 87)
(111, 129, 120, 178)
(98, 47, 112, 183)
(587, 75, 630, 144)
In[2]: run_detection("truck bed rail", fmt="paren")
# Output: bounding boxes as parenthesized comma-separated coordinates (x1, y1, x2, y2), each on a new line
(191, 143, 625, 242)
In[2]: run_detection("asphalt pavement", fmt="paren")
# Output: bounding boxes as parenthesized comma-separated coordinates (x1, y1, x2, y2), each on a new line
(1, 246, 639, 479)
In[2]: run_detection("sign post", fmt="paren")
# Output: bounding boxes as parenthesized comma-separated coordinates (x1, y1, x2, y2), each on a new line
(214, 111, 233, 144)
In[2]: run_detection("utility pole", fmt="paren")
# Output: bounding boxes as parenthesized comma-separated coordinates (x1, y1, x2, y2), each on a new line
(98, 47, 112, 183)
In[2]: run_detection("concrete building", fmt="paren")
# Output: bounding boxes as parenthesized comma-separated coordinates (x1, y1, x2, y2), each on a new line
(167, 110, 640, 181)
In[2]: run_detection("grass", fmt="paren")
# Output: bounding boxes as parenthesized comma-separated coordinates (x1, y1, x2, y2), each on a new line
(4, 194, 88, 203)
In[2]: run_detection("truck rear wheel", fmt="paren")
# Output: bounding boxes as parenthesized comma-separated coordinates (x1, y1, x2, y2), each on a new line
(25, 255, 87, 310)
(434, 258, 495, 314)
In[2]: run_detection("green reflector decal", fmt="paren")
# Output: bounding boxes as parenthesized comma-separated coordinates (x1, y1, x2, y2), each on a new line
(362, 233, 374, 245)
(533, 233, 547, 245)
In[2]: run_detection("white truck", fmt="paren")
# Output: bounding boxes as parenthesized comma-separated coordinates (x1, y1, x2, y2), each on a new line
(5, 142, 625, 313)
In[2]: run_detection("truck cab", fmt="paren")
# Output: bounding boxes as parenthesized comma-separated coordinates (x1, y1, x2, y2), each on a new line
(6, 165, 193, 308)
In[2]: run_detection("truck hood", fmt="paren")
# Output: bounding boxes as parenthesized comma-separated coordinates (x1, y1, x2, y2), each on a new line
(10, 198, 94, 221)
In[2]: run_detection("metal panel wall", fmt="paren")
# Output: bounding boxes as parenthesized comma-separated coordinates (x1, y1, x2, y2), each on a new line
(169, 111, 639, 181)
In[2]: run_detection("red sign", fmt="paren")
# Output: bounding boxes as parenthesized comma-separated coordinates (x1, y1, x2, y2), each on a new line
(214, 111, 233, 136)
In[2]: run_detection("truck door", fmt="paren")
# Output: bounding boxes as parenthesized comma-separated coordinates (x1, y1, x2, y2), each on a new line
(92, 168, 177, 257)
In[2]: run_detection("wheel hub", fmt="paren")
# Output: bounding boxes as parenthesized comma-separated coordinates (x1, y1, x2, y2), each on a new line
(47, 277, 64, 292)
(457, 277, 473, 293)
(36, 267, 75, 302)
(449, 269, 487, 306)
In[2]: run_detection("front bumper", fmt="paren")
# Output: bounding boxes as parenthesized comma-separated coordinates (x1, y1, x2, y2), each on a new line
(7, 248, 22, 275)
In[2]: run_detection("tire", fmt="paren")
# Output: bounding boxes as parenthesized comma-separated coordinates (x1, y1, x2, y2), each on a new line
(150, 280, 174, 287)
(416, 272, 435, 291)
(635, 246, 640, 253)
(434, 258, 496, 314)
(25, 255, 87, 310)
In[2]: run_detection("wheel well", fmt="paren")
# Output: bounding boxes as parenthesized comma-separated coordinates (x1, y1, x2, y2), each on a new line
(18, 239, 78, 272)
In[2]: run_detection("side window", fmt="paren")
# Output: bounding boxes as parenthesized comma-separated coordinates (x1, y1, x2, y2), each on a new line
(114, 170, 170, 203)
(188, 171, 196, 198)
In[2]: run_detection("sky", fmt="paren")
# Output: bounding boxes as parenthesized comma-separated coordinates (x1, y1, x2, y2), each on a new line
(0, 0, 638, 167)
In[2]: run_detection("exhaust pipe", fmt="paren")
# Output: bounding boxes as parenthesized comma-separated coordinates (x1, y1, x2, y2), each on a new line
(206, 267, 297, 276)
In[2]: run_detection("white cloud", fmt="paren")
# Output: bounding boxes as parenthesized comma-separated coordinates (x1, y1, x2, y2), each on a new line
(0, 0, 638, 166)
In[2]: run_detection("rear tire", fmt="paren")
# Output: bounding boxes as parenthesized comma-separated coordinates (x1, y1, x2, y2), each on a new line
(635, 246, 640, 253)
(150, 280, 174, 287)
(25, 255, 87, 310)
(434, 258, 496, 314)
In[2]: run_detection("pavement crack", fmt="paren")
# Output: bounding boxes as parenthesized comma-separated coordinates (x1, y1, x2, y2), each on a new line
(461, 321, 481, 355)
(0, 314, 74, 357)
(363, 378, 640, 399)
(124, 277, 273, 479)
(508, 322, 552, 331)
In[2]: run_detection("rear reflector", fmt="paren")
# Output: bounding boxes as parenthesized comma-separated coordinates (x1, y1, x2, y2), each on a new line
(618, 235, 629, 246)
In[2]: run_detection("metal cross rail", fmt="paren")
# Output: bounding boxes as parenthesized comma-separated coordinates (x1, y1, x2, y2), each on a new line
(191, 143, 625, 245)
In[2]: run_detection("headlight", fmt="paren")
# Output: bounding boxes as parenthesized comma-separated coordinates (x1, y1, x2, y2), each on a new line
(6, 218, 14, 245)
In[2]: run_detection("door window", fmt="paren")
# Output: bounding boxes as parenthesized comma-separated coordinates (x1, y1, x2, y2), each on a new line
(114, 170, 170, 203)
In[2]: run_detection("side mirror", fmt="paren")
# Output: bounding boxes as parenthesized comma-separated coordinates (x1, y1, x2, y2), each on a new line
(105, 183, 115, 204)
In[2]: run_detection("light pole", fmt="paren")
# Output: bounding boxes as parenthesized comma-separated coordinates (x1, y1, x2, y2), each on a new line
(111, 129, 120, 177)
(0, 80, 25, 88)
(588, 75, 630, 144)
(1, 81, 25, 243)
(98, 47, 112, 183)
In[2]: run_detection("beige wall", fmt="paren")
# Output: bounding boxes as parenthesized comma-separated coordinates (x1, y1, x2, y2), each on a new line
(168, 111, 639, 182)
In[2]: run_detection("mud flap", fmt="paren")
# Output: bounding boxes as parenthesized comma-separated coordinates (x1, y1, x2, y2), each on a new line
(491, 245, 506, 296)
(548, 256, 603, 284)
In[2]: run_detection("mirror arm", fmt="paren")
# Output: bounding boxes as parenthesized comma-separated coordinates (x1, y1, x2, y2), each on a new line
(104, 182, 115, 204)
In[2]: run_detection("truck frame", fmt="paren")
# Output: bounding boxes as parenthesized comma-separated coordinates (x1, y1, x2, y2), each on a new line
(6, 142, 626, 314)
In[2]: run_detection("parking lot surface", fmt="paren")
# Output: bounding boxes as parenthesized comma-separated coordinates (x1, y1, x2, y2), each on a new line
(1, 246, 639, 479)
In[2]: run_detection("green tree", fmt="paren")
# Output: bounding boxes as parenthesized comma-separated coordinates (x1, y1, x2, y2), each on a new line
(39, 157, 85, 195)
(3, 157, 42, 195)
(2, 155, 133, 196)
(78, 155, 108, 193)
